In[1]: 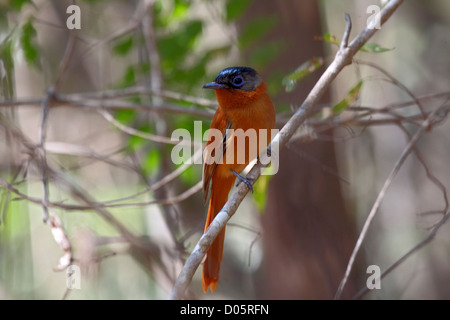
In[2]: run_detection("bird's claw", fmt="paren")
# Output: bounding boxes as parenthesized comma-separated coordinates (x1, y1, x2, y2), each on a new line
(232, 170, 254, 192)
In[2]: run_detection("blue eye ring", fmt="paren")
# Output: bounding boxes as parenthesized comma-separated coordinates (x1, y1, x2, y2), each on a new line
(232, 75, 244, 87)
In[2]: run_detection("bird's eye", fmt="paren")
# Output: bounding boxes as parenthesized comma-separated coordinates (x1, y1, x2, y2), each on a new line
(232, 75, 244, 87)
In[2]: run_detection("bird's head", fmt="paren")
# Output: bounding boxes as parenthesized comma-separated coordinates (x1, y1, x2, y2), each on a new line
(203, 66, 262, 92)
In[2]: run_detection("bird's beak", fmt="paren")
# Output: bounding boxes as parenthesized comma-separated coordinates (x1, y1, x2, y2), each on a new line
(203, 82, 228, 89)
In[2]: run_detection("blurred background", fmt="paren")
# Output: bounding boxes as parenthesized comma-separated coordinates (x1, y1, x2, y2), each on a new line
(0, 0, 449, 299)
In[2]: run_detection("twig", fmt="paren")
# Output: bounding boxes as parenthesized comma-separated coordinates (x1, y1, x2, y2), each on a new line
(80, 0, 148, 58)
(140, 0, 184, 253)
(0, 175, 202, 211)
(44, 141, 144, 175)
(353, 209, 450, 300)
(101, 148, 203, 205)
(60, 97, 214, 118)
(38, 88, 54, 223)
(355, 59, 428, 119)
(54, 27, 77, 91)
(98, 109, 191, 145)
(169, 0, 405, 300)
(286, 142, 351, 184)
(340, 13, 352, 50)
(58, 86, 218, 109)
(397, 125, 449, 214)
(38, 9, 77, 224)
(334, 106, 440, 300)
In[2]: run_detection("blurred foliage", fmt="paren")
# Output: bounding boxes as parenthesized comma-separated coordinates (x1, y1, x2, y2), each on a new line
(0, 39, 14, 99)
(19, 19, 40, 69)
(253, 166, 276, 213)
(0, 0, 285, 298)
(225, 0, 252, 22)
(359, 43, 394, 53)
(0, 187, 35, 299)
(4, 0, 32, 11)
(110, 0, 282, 191)
(0, 0, 283, 217)
(332, 80, 363, 114)
(319, 32, 393, 54)
(0, 1, 41, 70)
(282, 57, 324, 93)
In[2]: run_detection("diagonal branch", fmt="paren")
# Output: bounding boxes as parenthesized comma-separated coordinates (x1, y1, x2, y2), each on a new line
(334, 108, 438, 300)
(353, 208, 450, 300)
(168, 0, 405, 300)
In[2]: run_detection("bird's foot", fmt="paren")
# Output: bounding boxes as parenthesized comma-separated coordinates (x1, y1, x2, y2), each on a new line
(232, 170, 254, 192)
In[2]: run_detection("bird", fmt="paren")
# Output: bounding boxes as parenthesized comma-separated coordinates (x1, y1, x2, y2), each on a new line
(201, 66, 276, 293)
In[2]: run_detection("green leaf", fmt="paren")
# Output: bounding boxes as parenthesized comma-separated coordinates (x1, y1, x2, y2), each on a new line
(318, 33, 393, 54)
(114, 109, 136, 126)
(112, 36, 134, 56)
(10, 0, 31, 11)
(253, 168, 274, 213)
(143, 148, 161, 175)
(238, 15, 277, 48)
(320, 32, 339, 46)
(120, 65, 136, 88)
(127, 134, 146, 152)
(0, 39, 15, 99)
(20, 20, 40, 68)
(360, 43, 394, 53)
(249, 40, 284, 70)
(179, 165, 199, 185)
(172, 0, 189, 20)
(159, 20, 203, 68)
(332, 81, 363, 114)
(282, 57, 324, 92)
(226, 0, 252, 22)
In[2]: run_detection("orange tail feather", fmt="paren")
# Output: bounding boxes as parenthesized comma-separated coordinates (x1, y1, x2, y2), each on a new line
(202, 176, 235, 293)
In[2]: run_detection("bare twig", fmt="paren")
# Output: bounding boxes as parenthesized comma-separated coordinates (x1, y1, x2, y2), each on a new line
(58, 86, 217, 109)
(38, 88, 54, 223)
(353, 209, 450, 300)
(0, 175, 202, 211)
(334, 106, 441, 300)
(355, 59, 428, 119)
(0, 87, 216, 118)
(340, 13, 352, 50)
(54, 27, 77, 91)
(80, 0, 148, 58)
(98, 109, 191, 145)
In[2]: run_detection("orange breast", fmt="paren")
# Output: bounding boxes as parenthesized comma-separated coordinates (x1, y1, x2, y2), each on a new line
(213, 81, 276, 179)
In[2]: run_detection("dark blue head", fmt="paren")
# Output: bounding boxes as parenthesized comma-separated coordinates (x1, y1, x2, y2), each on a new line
(203, 67, 261, 92)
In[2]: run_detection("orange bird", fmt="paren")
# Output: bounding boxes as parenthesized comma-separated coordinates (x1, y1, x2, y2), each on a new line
(201, 66, 276, 293)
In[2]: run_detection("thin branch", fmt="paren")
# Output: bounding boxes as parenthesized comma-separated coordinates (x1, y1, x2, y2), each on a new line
(286, 142, 350, 184)
(38, 88, 54, 223)
(101, 147, 203, 205)
(44, 141, 142, 174)
(98, 109, 191, 145)
(169, 0, 405, 300)
(397, 124, 449, 214)
(355, 59, 428, 119)
(340, 13, 352, 50)
(58, 86, 218, 109)
(0, 175, 202, 211)
(54, 27, 77, 91)
(80, 0, 148, 58)
(0, 118, 176, 290)
(62, 97, 214, 118)
(353, 209, 450, 300)
(334, 106, 441, 300)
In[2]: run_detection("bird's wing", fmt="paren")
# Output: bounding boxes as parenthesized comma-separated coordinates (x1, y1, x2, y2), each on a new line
(202, 107, 231, 204)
